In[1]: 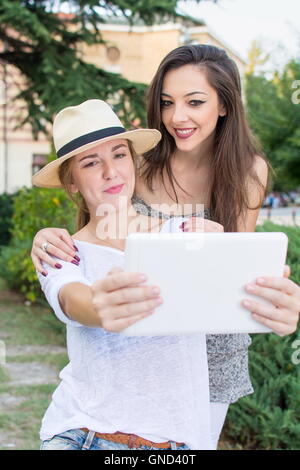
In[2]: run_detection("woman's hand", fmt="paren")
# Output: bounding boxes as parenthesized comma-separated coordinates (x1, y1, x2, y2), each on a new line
(91, 267, 163, 333)
(31, 228, 79, 274)
(180, 217, 224, 232)
(242, 265, 300, 336)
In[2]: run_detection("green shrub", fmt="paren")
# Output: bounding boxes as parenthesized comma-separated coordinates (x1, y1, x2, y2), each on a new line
(224, 221, 300, 450)
(0, 192, 17, 247)
(10, 186, 76, 241)
(0, 187, 76, 301)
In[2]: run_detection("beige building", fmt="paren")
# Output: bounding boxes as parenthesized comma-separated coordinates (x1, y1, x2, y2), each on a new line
(0, 21, 246, 194)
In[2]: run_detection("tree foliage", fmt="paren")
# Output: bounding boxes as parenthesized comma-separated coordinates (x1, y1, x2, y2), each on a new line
(245, 58, 300, 190)
(0, 0, 206, 135)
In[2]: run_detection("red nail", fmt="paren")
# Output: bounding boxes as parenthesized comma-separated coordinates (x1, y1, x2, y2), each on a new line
(74, 255, 80, 262)
(71, 260, 79, 266)
(42, 271, 48, 277)
(73, 245, 79, 252)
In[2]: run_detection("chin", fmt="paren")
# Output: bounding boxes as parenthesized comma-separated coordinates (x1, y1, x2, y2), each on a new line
(176, 140, 203, 152)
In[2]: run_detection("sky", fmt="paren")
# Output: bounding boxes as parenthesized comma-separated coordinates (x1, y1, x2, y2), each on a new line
(178, 0, 300, 68)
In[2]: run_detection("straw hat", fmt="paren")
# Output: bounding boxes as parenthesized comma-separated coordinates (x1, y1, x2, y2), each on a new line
(32, 99, 161, 188)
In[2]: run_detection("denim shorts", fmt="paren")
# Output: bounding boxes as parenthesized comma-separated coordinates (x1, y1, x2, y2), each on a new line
(40, 428, 190, 450)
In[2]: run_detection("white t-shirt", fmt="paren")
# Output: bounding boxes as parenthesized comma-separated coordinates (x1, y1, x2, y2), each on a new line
(37, 218, 212, 450)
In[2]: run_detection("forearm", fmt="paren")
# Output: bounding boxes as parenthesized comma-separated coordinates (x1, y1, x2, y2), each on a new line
(59, 282, 101, 327)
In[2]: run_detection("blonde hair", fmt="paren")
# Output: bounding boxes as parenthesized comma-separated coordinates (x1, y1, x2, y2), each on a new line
(58, 140, 137, 231)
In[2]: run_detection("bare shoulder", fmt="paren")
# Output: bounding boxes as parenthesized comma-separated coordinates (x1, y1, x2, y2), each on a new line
(246, 155, 269, 209)
(252, 155, 269, 187)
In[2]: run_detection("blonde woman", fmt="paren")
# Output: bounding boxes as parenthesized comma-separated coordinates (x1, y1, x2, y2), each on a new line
(33, 99, 219, 451)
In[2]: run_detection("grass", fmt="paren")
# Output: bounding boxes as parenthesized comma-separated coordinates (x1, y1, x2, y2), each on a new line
(0, 277, 66, 450)
(0, 300, 66, 347)
(0, 384, 57, 450)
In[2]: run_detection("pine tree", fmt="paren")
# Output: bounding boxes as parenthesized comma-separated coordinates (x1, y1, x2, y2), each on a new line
(0, 0, 205, 136)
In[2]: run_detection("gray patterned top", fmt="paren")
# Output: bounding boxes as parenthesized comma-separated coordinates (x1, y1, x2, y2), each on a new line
(132, 194, 254, 403)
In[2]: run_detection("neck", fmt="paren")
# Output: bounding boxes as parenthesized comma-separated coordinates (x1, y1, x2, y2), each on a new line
(173, 136, 214, 171)
(86, 202, 139, 243)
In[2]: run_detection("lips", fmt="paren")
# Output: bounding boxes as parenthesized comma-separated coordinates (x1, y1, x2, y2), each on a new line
(174, 128, 196, 139)
(103, 184, 124, 194)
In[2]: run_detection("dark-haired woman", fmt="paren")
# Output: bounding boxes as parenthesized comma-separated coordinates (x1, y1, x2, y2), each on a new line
(31, 45, 300, 449)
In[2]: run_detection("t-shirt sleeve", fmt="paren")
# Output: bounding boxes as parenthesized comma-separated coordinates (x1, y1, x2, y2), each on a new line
(37, 257, 92, 327)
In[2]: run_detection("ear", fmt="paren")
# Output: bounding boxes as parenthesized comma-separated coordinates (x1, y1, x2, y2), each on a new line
(219, 102, 227, 117)
(69, 182, 79, 194)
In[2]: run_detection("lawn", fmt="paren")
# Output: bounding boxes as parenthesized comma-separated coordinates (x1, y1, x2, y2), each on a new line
(0, 277, 68, 450)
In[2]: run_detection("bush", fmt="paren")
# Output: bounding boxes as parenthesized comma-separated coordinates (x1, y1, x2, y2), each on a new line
(224, 221, 300, 450)
(0, 192, 17, 247)
(0, 186, 76, 301)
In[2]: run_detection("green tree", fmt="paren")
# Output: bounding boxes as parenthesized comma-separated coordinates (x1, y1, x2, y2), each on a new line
(0, 0, 206, 135)
(245, 58, 300, 190)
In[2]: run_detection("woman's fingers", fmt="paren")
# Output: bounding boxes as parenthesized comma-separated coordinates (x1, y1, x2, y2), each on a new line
(254, 276, 299, 296)
(97, 271, 148, 293)
(33, 230, 76, 261)
(250, 312, 293, 337)
(91, 271, 163, 332)
(242, 297, 297, 336)
(108, 285, 161, 305)
(104, 309, 155, 333)
(60, 231, 78, 252)
(182, 217, 224, 232)
(109, 294, 163, 317)
(100, 297, 163, 332)
(242, 276, 300, 336)
(283, 265, 291, 278)
(41, 241, 78, 263)
(31, 248, 62, 270)
(31, 253, 47, 275)
(245, 283, 295, 310)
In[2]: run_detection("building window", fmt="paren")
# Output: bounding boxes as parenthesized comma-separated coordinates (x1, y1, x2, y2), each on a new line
(32, 154, 47, 175)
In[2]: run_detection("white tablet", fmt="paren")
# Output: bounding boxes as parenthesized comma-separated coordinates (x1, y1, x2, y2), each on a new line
(122, 232, 288, 336)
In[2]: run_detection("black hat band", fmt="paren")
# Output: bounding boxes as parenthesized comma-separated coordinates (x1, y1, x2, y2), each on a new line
(57, 126, 126, 158)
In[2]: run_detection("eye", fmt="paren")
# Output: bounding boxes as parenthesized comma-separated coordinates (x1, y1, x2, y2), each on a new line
(189, 100, 205, 106)
(83, 160, 98, 168)
(160, 100, 173, 108)
(114, 153, 127, 159)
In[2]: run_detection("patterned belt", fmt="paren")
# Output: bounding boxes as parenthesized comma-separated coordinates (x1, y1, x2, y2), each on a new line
(80, 428, 185, 449)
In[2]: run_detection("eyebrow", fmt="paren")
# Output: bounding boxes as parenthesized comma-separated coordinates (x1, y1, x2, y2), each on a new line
(161, 91, 208, 97)
(78, 144, 127, 162)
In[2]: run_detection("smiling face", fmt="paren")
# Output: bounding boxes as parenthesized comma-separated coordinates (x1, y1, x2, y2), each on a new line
(68, 138, 135, 215)
(161, 64, 226, 155)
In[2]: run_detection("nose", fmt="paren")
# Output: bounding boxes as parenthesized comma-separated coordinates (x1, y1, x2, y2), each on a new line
(171, 104, 189, 125)
(102, 160, 118, 180)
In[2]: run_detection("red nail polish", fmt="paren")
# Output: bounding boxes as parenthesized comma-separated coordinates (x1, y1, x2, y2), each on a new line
(73, 245, 79, 252)
(55, 263, 62, 269)
(74, 255, 80, 262)
(71, 260, 79, 266)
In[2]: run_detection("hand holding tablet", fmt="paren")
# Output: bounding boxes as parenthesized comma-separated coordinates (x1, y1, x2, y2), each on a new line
(122, 232, 288, 336)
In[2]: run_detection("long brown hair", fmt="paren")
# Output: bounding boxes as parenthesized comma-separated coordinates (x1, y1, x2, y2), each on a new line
(58, 140, 137, 231)
(142, 44, 269, 231)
